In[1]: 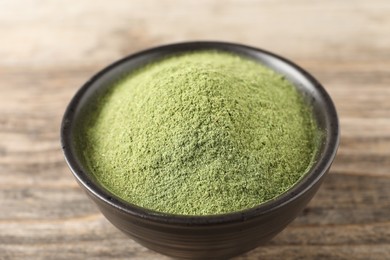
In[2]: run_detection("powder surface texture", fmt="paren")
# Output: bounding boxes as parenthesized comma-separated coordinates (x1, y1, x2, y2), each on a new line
(77, 51, 318, 215)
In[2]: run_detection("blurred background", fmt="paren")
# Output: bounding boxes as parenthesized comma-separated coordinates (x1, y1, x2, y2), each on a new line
(1, 0, 389, 259)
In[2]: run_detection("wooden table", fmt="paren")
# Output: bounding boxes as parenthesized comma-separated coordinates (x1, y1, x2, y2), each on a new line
(1, 1, 389, 259)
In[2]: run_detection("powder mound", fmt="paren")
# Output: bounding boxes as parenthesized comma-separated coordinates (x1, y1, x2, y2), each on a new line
(78, 51, 318, 215)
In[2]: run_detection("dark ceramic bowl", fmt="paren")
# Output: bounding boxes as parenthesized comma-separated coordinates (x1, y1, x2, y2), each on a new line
(61, 41, 339, 259)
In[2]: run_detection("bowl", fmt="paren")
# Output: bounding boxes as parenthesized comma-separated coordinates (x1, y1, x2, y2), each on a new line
(61, 41, 339, 259)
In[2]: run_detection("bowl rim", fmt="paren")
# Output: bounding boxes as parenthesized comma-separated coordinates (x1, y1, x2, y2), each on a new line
(61, 41, 339, 226)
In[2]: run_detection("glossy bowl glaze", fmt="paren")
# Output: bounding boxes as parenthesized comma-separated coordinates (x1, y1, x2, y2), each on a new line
(61, 41, 339, 259)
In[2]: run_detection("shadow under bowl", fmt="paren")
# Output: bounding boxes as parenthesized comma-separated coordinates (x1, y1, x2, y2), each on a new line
(61, 41, 339, 259)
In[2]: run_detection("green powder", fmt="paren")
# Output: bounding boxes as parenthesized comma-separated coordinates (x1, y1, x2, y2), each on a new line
(77, 51, 318, 215)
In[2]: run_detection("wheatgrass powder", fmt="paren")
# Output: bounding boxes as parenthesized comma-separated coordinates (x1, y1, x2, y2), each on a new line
(77, 51, 319, 215)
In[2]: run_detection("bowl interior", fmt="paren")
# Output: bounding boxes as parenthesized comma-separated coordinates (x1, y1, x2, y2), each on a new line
(61, 41, 339, 224)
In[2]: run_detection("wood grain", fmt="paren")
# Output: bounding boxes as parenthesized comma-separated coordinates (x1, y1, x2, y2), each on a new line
(1, 0, 389, 259)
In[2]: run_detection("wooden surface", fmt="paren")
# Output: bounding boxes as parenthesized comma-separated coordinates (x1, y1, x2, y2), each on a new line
(1, 0, 389, 259)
